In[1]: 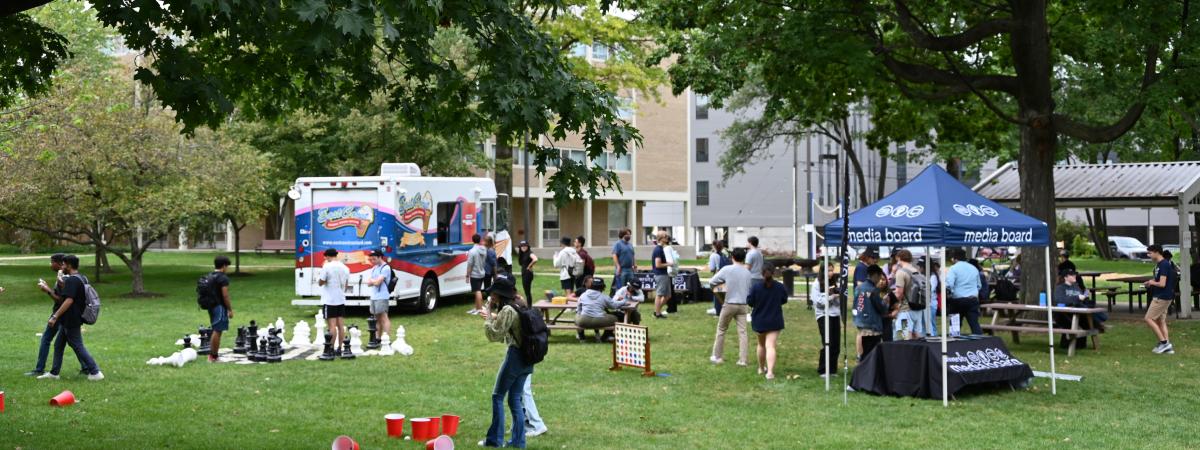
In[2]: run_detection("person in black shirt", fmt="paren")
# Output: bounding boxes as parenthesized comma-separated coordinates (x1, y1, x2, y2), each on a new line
(27, 254, 91, 376)
(207, 256, 234, 362)
(1143, 245, 1176, 354)
(517, 241, 538, 302)
(41, 254, 102, 380)
(1057, 250, 1077, 274)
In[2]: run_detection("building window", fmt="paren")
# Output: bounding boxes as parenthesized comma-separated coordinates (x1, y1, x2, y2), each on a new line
(695, 94, 709, 120)
(617, 96, 635, 121)
(570, 42, 588, 58)
(696, 181, 709, 206)
(612, 152, 632, 171)
(695, 138, 709, 163)
(592, 43, 609, 61)
(607, 202, 628, 244)
(592, 152, 608, 170)
(542, 202, 560, 242)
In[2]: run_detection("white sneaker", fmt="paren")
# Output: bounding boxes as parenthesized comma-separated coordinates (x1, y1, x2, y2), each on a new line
(661, 311, 669, 317)
(37, 372, 60, 380)
(87, 372, 105, 381)
(709, 356, 723, 364)
(466, 309, 479, 315)
(1152, 343, 1169, 354)
(706, 308, 717, 316)
(527, 428, 548, 437)
(1162, 343, 1175, 354)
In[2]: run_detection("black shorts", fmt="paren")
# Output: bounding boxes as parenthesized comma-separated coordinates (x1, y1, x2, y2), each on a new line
(323, 304, 345, 319)
(471, 277, 487, 292)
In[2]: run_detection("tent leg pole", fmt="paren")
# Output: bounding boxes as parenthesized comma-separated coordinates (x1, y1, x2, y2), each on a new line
(824, 252, 830, 392)
(941, 248, 948, 407)
(1046, 246, 1057, 395)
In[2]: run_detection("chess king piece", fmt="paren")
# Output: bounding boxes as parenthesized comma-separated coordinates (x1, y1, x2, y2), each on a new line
(394, 325, 414, 356)
(233, 327, 247, 354)
(318, 330, 336, 361)
(366, 316, 381, 349)
(198, 326, 213, 355)
(291, 320, 311, 348)
(247, 320, 260, 355)
(379, 333, 395, 356)
(182, 335, 193, 350)
(340, 335, 356, 359)
(313, 320, 327, 347)
(267, 328, 283, 363)
(349, 325, 364, 354)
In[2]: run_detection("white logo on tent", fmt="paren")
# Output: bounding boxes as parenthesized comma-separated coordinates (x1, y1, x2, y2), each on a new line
(876, 204, 925, 219)
(891, 205, 909, 218)
(906, 205, 924, 218)
(875, 205, 894, 217)
(980, 205, 999, 217)
(953, 204, 1000, 217)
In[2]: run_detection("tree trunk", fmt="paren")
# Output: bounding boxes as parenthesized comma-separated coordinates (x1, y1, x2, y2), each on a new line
(231, 218, 243, 274)
(876, 148, 889, 201)
(94, 245, 103, 281)
(945, 157, 961, 179)
(1011, 0, 1057, 304)
(494, 140, 513, 231)
(128, 255, 145, 295)
(836, 119, 870, 208)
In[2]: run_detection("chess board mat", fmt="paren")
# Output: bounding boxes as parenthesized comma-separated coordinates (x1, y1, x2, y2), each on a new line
(614, 323, 648, 369)
(165, 345, 392, 365)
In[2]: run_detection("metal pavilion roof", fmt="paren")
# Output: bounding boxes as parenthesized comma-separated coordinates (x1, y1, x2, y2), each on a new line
(974, 161, 1200, 208)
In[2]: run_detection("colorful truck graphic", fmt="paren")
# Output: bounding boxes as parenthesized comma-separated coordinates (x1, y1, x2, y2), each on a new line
(289, 163, 509, 312)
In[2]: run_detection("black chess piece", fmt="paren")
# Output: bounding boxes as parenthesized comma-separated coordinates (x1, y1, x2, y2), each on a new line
(233, 326, 247, 354)
(366, 316, 381, 349)
(247, 320, 259, 355)
(267, 328, 283, 363)
(182, 335, 193, 350)
(340, 335, 355, 359)
(319, 330, 336, 361)
(197, 326, 212, 355)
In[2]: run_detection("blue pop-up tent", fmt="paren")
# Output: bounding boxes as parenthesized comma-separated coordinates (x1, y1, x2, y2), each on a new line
(821, 165, 1056, 405)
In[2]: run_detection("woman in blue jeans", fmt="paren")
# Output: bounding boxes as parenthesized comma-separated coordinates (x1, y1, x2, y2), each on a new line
(480, 274, 531, 448)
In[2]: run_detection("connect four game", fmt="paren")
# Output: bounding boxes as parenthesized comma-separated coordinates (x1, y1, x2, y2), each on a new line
(610, 323, 655, 377)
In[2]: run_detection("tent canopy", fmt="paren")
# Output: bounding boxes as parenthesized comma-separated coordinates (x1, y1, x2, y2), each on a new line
(823, 165, 1050, 247)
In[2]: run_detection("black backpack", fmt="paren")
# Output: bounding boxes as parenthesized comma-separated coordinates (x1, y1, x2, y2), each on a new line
(512, 305, 549, 365)
(381, 267, 398, 294)
(196, 272, 222, 310)
(901, 267, 928, 311)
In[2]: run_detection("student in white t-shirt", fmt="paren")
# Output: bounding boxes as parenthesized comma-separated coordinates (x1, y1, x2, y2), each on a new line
(318, 248, 351, 353)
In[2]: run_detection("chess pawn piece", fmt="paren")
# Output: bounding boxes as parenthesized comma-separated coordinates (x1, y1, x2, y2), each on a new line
(314, 310, 325, 326)
(318, 330, 336, 361)
(379, 333, 395, 356)
(182, 335, 193, 350)
(313, 320, 327, 347)
(366, 316, 381, 349)
(291, 321, 311, 348)
(267, 329, 283, 363)
(233, 327, 247, 354)
(349, 325, 364, 354)
(394, 325, 414, 356)
(340, 335, 356, 359)
(198, 326, 213, 355)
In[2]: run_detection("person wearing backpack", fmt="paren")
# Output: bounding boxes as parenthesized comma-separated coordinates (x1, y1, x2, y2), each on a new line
(1143, 245, 1176, 354)
(480, 273, 539, 448)
(28, 254, 93, 377)
(890, 250, 929, 340)
(41, 254, 103, 381)
(945, 248, 983, 336)
(201, 255, 234, 362)
(553, 237, 581, 293)
(365, 249, 393, 346)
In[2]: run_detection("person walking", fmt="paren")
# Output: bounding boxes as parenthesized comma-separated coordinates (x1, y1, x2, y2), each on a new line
(707, 240, 732, 316)
(467, 234, 488, 315)
(517, 241, 538, 302)
(944, 248, 983, 336)
(318, 249, 350, 354)
(485, 235, 498, 283)
(749, 264, 788, 379)
(480, 274, 532, 448)
(651, 231, 673, 319)
(813, 268, 840, 376)
(611, 228, 637, 295)
(40, 255, 102, 381)
(553, 237, 580, 293)
(365, 249, 393, 345)
(574, 236, 595, 289)
(1143, 245, 1176, 354)
(708, 248, 752, 366)
(27, 254, 90, 376)
(205, 256, 234, 362)
(745, 236, 765, 284)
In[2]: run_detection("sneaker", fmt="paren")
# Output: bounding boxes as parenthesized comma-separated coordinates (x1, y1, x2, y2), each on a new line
(706, 308, 717, 316)
(1162, 343, 1175, 354)
(24, 370, 44, 377)
(736, 361, 748, 367)
(661, 311, 669, 317)
(87, 372, 105, 381)
(709, 356, 723, 364)
(1152, 342, 1169, 354)
(466, 309, 479, 315)
(654, 313, 665, 319)
(37, 372, 60, 380)
(527, 428, 548, 437)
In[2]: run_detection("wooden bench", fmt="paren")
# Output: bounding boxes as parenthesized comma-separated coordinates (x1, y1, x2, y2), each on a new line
(981, 303, 1105, 357)
(255, 239, 294, 255)
(1128, 289, 1148, 312)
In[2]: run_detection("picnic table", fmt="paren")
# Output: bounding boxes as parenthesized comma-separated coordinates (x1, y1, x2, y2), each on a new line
(531, 300, 636, 333)
(981, 302, 1105, 357)
(1108, 275, 1153, 312)
(1075, 271, 1108, 290)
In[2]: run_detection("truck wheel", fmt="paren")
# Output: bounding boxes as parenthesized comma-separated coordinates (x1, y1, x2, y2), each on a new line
(419, 276, 439, 313)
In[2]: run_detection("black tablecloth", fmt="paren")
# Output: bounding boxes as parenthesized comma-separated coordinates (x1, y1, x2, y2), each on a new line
(851, 337, 1033, 399)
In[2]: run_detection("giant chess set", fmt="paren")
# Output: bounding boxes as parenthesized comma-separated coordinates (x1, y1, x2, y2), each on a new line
(148, 311, 413, 367)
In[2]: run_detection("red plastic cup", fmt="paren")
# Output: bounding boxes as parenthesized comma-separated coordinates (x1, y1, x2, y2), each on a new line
(331, 435, 360, 450)
(428, 417, 441, 436)
(426, 435, 454, 450)
(50, 390, 75, 407)
(410, 418, 434, 441)
(385, 413, 406, 438)
(1, 390, 5, 413)
(441, 414, 460, 436)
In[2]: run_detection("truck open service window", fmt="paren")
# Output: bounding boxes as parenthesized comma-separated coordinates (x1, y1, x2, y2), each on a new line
(436, 202, 457, 245)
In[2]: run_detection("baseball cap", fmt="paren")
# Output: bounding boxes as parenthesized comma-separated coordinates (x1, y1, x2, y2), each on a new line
(369, 249, 385, 257)
(589, 277, 606, 291)
(485, 273, 517, 299)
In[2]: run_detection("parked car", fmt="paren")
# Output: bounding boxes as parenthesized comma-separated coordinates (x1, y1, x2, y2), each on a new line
(1108, 236, 1150, 260)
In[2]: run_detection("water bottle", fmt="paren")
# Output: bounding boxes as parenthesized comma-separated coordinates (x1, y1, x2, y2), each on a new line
(1038, 292, 1047, 307)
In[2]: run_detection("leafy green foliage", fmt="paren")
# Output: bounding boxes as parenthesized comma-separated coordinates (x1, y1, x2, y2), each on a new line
(0, 13, 68, 110)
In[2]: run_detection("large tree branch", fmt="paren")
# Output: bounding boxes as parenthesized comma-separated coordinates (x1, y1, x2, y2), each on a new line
(0, 0, 52, 17)
(0, 217, 96, 246)
(876, 51, 1019, 96)
(892, 1, 1016, 52)
(1054, 45, 1160, 143)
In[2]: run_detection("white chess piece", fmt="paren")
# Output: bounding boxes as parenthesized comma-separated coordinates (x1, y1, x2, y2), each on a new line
(379, 333, 395, 356)
(394, 325, 414, 356)
(291, 320, 311, 347)
(314, 310, 325, 325)
(314, 320, 327, 346)
(179, 348, 198, 366)
(349, 326, 364, 354)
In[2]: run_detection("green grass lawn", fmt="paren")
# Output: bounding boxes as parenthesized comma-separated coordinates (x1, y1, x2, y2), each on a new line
(1, 252, 1197, 449)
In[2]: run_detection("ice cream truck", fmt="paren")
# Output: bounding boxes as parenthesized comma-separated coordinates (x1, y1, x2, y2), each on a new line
(287, 163, 510, 312)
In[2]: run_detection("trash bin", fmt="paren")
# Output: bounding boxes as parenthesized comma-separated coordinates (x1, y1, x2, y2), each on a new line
(782, 269, 798, 297)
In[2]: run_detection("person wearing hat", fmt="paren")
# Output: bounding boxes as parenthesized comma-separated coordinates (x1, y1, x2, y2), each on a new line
(365, 249, 393, 345)
(1052, 269, 1099, 349)
(481, 273, 534, 448)
(517, 241, 539, 302)
(612, 279, 645, 325)
(576, 277, 632, 342)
